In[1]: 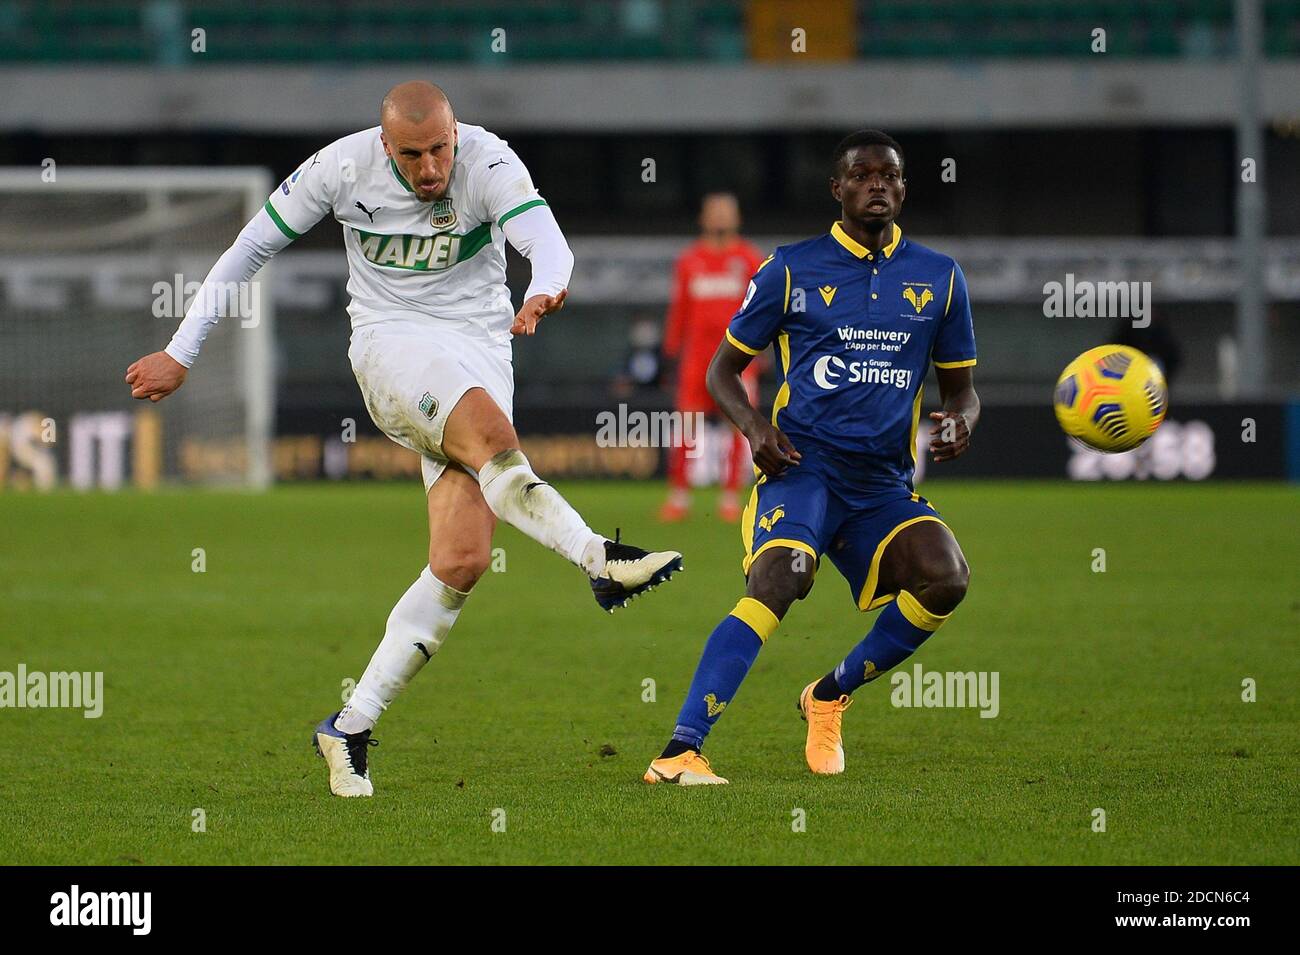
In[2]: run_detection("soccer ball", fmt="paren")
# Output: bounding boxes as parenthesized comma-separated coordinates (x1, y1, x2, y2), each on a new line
(1053, 345, 1168, 453)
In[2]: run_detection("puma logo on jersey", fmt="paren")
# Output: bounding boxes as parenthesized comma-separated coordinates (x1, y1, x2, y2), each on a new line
(487, 158, 510, 169)
(704, 693, 728, 717)
(355, 201, 382, 223)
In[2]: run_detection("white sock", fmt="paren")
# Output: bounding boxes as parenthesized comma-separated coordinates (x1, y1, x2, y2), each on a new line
(477, 449, 606, 577)
(336, 567, 469, 734)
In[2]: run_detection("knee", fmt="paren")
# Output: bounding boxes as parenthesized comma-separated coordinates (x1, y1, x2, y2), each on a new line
(746, 550, 816, 619)
(912, 553, 969, 616)
(429, 546, 491, 593)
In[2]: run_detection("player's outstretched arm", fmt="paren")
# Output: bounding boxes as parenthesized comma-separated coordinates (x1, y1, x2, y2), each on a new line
(123, 207, 295, 401)
(706, 338, 801, 477)
(503, 204, 574, 336)
(928, 365, 980, 462)
(126, 145, 336, 398)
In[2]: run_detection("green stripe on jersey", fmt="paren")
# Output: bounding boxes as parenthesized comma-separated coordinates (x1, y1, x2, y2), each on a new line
(497, 198, 547, 228)
(263, 200, 302, 240)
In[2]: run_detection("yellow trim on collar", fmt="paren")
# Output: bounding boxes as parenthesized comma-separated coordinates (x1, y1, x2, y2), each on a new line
(882, 222, 902, 257)
(831, 221, 903, 259)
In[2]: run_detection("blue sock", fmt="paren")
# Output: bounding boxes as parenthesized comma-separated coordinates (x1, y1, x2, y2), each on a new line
(670, 597, 780, 750)
(833, 590, 949, 695)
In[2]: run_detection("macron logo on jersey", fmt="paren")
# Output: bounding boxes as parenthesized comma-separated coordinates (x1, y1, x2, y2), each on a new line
(813, 355, 913, 391)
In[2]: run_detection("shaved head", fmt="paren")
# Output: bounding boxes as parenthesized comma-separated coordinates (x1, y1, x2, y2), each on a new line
(379, 81, 457, 202)
(380, 80, 453, 127)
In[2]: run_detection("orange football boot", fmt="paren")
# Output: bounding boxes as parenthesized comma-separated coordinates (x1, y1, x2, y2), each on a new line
(643, 750, 729, 786)
(798, 680, 853, 774)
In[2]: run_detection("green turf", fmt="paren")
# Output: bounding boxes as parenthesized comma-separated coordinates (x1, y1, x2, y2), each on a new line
(1, 480, 1296, 865)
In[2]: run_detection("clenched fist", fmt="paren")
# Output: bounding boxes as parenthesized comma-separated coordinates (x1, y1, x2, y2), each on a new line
(927, 411, 972, 462)
(125, 351, 187, 402)
(744, 419, 802, 478)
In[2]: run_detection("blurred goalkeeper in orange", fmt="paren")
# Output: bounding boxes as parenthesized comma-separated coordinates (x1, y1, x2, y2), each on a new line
(660, 193, 764, 523)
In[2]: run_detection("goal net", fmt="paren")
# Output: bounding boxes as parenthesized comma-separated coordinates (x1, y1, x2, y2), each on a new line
(0, 167, 274, 490)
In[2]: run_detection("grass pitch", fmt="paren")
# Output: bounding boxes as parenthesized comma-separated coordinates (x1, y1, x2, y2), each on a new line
(1, 480, 1296, 865)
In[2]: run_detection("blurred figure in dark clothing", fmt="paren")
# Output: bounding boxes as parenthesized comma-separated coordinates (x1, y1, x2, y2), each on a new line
(1111, 309, 1181, 393)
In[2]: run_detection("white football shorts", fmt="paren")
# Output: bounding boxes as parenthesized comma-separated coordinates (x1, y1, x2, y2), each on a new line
(347, 320, 515, 491)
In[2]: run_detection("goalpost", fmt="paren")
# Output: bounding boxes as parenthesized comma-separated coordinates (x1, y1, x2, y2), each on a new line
(0, 167, 275, 490)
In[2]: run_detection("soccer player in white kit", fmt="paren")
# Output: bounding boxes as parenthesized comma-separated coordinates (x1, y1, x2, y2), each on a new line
(125, 82, 682, 797)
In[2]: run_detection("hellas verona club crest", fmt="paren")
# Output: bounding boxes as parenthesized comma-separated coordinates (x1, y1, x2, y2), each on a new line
(903, 283, 934, 315)
(429, 198, 457, 229)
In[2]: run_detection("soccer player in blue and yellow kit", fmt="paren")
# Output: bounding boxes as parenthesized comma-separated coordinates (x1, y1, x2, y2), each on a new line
(644, 130, 980, 784)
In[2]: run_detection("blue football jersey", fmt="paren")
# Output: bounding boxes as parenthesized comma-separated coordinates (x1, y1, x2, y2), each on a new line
(727, 222, 976, 485)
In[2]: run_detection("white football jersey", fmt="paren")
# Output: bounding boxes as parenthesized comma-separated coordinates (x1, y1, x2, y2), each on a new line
(266, 122, 547, 344)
